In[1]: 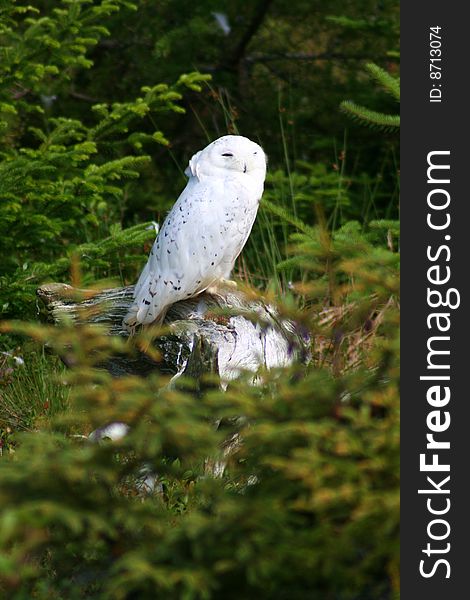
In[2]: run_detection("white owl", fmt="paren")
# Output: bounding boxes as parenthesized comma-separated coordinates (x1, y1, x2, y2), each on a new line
(124, 135, 267, 329)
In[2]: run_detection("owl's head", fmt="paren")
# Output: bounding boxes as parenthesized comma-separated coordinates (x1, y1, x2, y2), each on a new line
(185, 135, 267, 181)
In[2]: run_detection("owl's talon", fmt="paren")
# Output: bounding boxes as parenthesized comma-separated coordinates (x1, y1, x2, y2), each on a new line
(221, 278, 238, 289)
(207, 279, 237, 296)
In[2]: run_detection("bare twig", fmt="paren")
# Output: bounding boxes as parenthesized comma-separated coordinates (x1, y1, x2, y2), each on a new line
(244, 52, 381, 63)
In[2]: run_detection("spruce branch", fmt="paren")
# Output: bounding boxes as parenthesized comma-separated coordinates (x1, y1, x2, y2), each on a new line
(340, 61, 400, 130)
(365, 63, 400, 101)
(340, 101, 400, 130)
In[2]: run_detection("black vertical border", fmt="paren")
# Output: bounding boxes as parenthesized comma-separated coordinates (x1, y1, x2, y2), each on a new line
(401, 2, 469, 598)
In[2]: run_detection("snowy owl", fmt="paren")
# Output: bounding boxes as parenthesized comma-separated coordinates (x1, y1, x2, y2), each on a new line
(124, 135, 267, 329)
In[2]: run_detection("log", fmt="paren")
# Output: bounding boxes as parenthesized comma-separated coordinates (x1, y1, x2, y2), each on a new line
(36, 283, 308, 382)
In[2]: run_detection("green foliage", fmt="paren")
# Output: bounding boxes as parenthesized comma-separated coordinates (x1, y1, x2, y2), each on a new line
(0, 350, 69, 441)
(0, 0, 209, 321)
(249, 154, 399, 291)
(365, 63, 400, 102)
(0, 220, 399, 598)
(340, 63, 400, 130)
(340, 102, 400, 130)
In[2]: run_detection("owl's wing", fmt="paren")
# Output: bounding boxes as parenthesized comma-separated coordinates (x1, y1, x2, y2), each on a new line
(125, 176, 259, 328)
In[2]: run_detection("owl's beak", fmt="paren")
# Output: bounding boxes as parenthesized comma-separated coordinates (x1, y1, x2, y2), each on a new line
(243, 163, 247, 173)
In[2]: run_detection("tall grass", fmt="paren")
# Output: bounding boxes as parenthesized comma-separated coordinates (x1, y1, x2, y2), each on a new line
(0, 349, 69, 444)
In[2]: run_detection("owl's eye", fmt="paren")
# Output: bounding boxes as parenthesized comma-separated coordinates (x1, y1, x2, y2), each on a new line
(221, 152, 233, 157)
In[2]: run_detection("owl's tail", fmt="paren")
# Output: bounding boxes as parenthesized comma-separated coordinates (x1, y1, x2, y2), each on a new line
(122, 303, 140, 333)
(123, 295, 167, 333)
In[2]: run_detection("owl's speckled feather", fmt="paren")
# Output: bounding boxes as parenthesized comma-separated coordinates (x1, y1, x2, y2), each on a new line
(124, 135, 267, 329)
